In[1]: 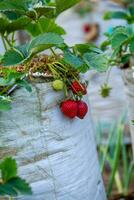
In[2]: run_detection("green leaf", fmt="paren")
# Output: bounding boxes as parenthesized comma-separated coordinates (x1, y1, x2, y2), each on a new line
(121, 54, 131, 64)
(0, 0, 55, 19)
(2, 49, 25, 66)
(2, 44, 30, 66)
(29, 32, 64, 54)
(128, 5, 134, 15)
(129, 37, 134, 53)
(63, 51, 84, 68)
(16, 44, 30, 59)
(0, 157, 17, 182)
(2, 10, 20, 20)
(83, 52, 109, 72)
(16, 79, 32, 92)
(0, 55, 3, 63)
(104, 11, 128, 20)
(100, 40, 110, 51)
(26, 17, 66, 37)
(0, 0, 29, 13)
(0, 157, 32, 196)
(34, 5, 56, 18)
(7, 16, 31, 33)
(111, 26, 131, 36)
(0, 13, 9, 33)
(0, 97, 12, 111)
(111, 33, 128, 49)
(0, 77, 14, 86)
(0, 13, 31, 34)
(8, 177, 32, 195)
(0, 182, 18, 196)
(3, 33, 64, 66)
(77, 63, 90, 73)
(0, 177, 32, 196)
(124, 25, 134, 36)
(56, 0, 81, 15)
(74, 43, 102, 55)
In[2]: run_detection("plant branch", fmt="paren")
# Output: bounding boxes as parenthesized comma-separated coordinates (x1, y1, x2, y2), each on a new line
(4, 35, 12, 48)
(11, 32, 15, 46)
(1, 35, 8, 51)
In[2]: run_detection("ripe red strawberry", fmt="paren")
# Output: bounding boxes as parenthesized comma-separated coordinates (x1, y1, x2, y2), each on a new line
(77, 101, 88, 119)
(61, 100, 78, 119)
(71, 81, 87, 95)
(83, 24, 91, 33)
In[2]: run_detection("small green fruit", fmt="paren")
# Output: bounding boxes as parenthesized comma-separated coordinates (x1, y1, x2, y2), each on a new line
(52, 80, 64, 91)
(100, 83, 112, 98)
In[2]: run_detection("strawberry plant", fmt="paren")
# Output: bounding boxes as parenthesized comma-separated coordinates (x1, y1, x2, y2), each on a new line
(104, 3, 134, 24)
(102, 1, 134, 62)
(74, 0, 96, 16)
(0, 1, 108, 199)
(99, 21, 134, 97)
(0, 157, 32, 199)
(101, 25, 134, 66)
(102, 3, 134, 159)
(0, 0, 109, 119)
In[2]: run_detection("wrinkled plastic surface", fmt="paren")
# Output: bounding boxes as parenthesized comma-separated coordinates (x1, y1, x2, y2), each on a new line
(122, 66, 134, 155)
(0, 82, 106, 200)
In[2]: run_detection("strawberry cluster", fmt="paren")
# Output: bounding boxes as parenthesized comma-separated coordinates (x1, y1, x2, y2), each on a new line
(61, 81, 88, 119)
(52, 79, 88, 120)
(61, 100, 88, 119)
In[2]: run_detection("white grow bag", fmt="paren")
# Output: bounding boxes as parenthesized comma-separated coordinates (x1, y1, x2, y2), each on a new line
(0, 81, 106, 200)
(122, 67, 134, 156)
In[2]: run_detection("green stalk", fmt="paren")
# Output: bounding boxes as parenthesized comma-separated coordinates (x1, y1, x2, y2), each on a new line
(37, 19, 44, 33)
(124, 161, 134, 195)
(0, 86, 11, 95)
(105, 66, 112, 84)
(11, 32, 15, 46)
(53, 63, 67, 72)
(37, 20, 57, 57)
(115, 171, 123, 194)
(4, 35, 12, 48)
(71, 72, 80, 83)
(1, 35, 8, 51)
(48, 64, 60, 78)
(106, 156, 123, 196)
(54, 62, 69, 71)
(122, 136, 128, 191)
(100, 123, 115, 173)
(107, 123, 124, 197)
(50, 47, 57, 57)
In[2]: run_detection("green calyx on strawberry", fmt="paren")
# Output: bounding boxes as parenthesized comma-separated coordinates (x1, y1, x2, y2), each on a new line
(61, 99, 88, 119)
(71, 81, 87, 95)
(100, 83, 112, 98)
(52, 80, 64, 91)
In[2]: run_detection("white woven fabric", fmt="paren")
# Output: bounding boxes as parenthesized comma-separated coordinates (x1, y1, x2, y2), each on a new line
(122, 67, 134, 156)
(0, 82, 106, 200)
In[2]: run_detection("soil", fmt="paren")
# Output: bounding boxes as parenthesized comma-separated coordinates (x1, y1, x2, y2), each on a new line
(109, 191, 134, 200)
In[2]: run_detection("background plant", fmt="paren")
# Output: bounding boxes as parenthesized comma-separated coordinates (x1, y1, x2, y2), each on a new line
(97, 115, 134, 199)
(101, 25, 134, 67)
(104, 2, 134, 24)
